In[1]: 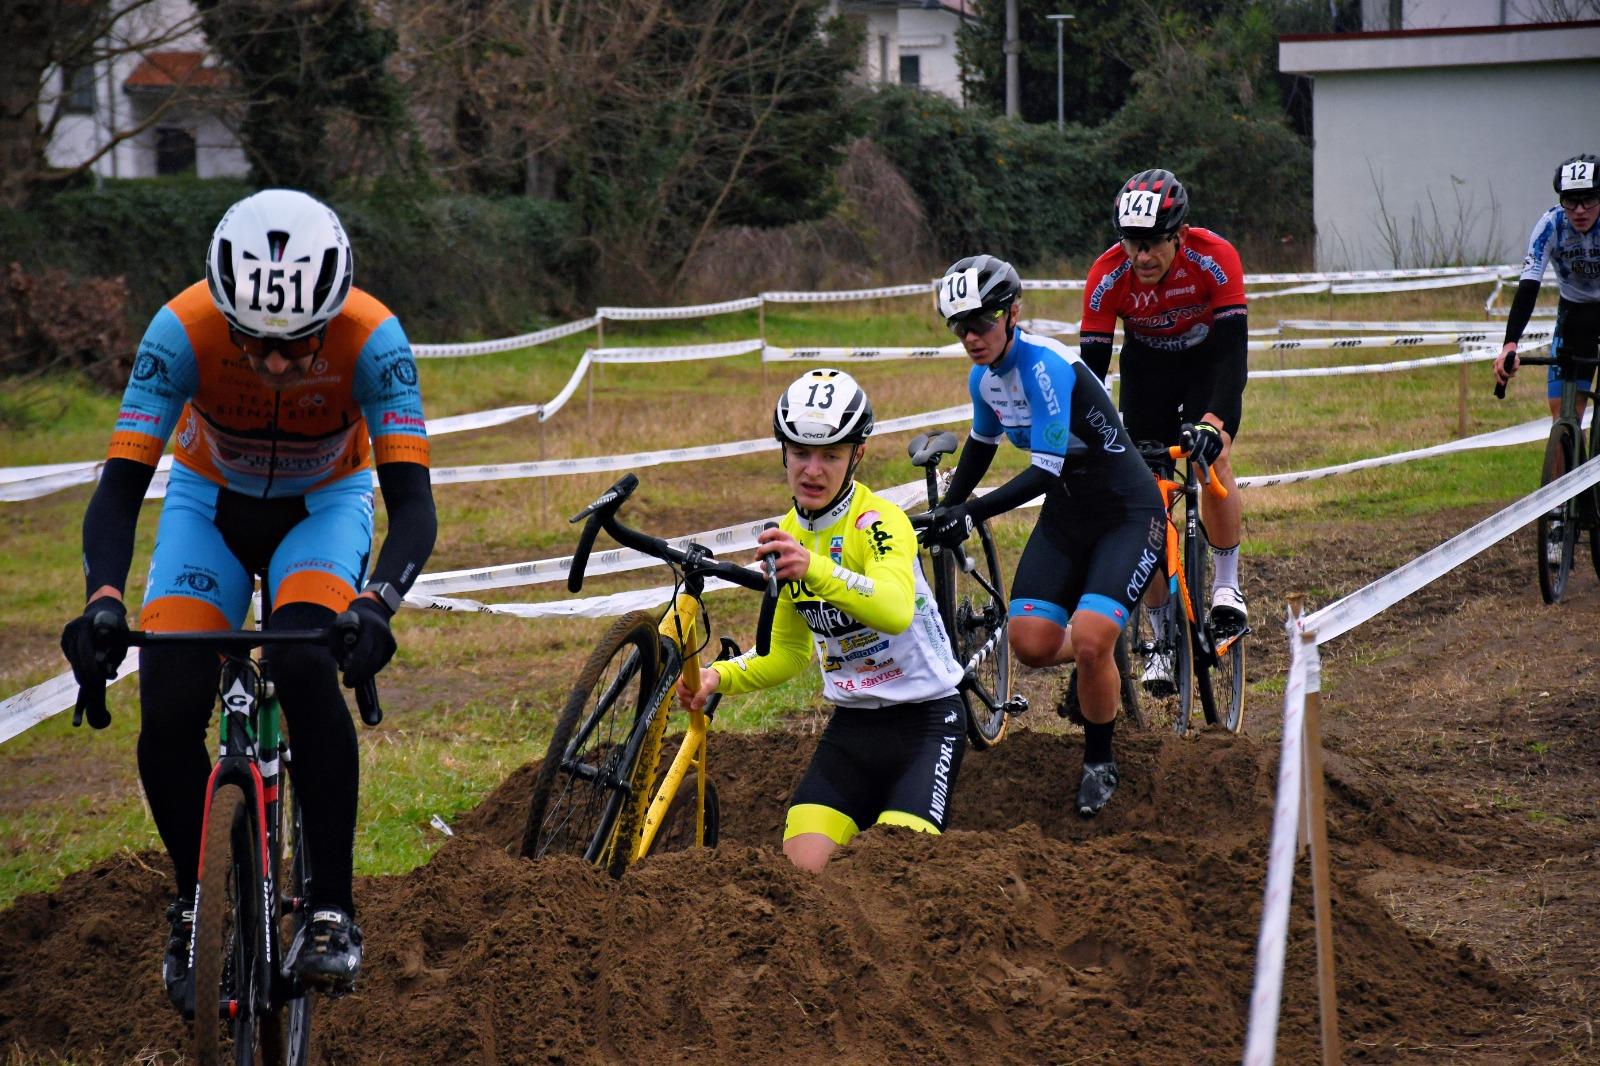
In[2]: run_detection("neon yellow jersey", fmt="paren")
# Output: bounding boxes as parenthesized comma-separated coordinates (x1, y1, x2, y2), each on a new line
(711, 482, 963, 708)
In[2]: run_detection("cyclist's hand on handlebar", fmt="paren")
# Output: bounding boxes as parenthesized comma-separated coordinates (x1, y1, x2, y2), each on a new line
(923, 502, 974, 549)
(1494, 342, 1518, 386)
(60, 596, 128, 729)
(676, 667, 721, 712)
(334, 597, 396, 687)
(755, 527, 809, 583)
(1188, 422, 1225, 467)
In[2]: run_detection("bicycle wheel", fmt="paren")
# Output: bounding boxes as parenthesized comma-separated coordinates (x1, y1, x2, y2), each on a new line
(643, 769, 720, 855)
(1211, 628, 1247, 734)
(1114, 627, 1145, 730)
(604, 683, 672, 880)
(262, 773, 313, 1066)
(192, 783, 265, 1066)
(936, 523, 1010, 749)
(1537, 423, 1577, 604)
(521, 612, 658, 863)
(1587, 412, 1600, 583)
(1128, 573, 1192, 734)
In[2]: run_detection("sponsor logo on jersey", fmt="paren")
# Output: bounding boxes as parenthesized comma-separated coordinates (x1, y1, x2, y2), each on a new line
(1084, 407, 1126, 454)
(855, 509, 880, 530)
(795, 599, 865, 638)
(857, 666, 904, 689)
(1088, 260, 1130, 313)
(840, 631, 879, 653)
(855, 655, 894, 673)
(866, 519, 894, 558)
(1184, 247, 1229, 286)
(929, 736, 956, 821)
(381, 411, 426, 429)
(829, 535, 843, 565)
(177, 412, 196, 450)
(844, 639, 889, 662)
(823, 654, 844, 672)
(1031, 360, 1061, 416)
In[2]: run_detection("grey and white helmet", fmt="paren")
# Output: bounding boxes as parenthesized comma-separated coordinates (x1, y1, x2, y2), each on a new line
(206, 189, 354, 340)
(774, 369, 874, 447)
(937, 254, 1022, 329)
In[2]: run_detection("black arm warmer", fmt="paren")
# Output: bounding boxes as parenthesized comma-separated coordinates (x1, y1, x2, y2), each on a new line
(939, 437, 998, 507)
(370, 462, 437, 594)
(1078, 336, 1115, 381)
(967, 464, 1056, 524)
(83, 457, 157, 599)
(1502, 279, 1541, 346)
(1205, 309, 1250, 420)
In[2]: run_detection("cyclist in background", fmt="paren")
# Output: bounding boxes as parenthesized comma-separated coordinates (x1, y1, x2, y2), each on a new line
(1493, 154, 1600, 418)
(678, 370, 967, 871)
(1079, 169, 1250, 696)
(58, 189, 437, 1004)
(926, 255, 1164, 817)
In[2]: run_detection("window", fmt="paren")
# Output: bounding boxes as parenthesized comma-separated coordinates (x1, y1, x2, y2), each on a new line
(899, 54, 921, 88)
(62, 64, 96, 114)
(155, 127, 196, 176)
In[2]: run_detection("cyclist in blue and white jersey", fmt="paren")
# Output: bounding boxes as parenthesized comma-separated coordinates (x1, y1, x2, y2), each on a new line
(923, 255, 1163, 817)
(1494, 153, 1600, 418)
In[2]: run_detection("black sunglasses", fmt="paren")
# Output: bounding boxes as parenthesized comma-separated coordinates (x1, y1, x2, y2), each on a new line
(948, 305, 1007, 339)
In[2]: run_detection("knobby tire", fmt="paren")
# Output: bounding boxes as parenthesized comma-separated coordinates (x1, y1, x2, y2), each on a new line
(262, 771, 312, 1066)
(521, 612, 658, 864)
(943, 523, 1010, 750)
(1538, 424, 1577, 604)
(604, 682, 672, 880)
(192, 783, 264, 1066)
(644, 769, 720, 856)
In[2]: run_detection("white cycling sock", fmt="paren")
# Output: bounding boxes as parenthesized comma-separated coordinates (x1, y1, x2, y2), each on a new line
(1212, 543, 1240, 590)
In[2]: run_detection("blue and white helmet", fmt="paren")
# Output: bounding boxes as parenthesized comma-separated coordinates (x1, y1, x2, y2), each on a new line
(206, 189, 353, 340)
(774, 369, 874, 447)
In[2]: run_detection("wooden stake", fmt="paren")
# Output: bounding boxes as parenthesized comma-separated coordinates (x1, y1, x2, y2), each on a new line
(1457, 359, 1468, 438)
(759, 299, 769, 393)
(1299, 632, 1343, 1066)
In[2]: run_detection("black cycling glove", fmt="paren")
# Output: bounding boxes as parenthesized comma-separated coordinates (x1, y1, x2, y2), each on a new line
(923, 502, 975, 549)
(59, 596, 128, 729)
(1189, 423, 1225, 467)
(336, 597, 396, 687)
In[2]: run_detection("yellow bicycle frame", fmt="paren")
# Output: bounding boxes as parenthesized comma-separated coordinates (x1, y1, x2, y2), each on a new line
(631, 592, 712, 859)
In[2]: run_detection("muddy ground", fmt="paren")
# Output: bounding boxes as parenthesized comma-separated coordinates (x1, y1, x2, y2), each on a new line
(2, 512, 1596, 1064)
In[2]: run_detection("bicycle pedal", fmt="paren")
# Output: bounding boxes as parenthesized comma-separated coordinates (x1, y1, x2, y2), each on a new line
(1002, 695, 1030, 716)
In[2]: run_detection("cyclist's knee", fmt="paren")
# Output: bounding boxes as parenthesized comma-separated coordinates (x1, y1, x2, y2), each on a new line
(1068, 609, 1121, 666)
(783, 833, 838, 873)
(1009, 610, 1067, 667)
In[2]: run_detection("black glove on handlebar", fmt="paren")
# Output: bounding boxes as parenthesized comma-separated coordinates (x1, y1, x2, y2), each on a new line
(336, 597, 396, 687)
(1189, 423, 1225, 467)
(60, 596, 128, 729)
(924, 503, 975, 549)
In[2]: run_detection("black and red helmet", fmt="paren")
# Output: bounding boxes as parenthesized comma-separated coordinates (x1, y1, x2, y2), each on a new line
(1113, 169, 1190, 241)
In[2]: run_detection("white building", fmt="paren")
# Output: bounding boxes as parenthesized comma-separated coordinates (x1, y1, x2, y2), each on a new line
(1280, 5, 1600, 269)
(43, 0, 246, 181)
(836, 1, 976, 103)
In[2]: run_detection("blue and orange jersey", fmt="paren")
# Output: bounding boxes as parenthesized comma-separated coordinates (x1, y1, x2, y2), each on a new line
(1080, 227, 1248, 352)
(108, 282, 429, 497)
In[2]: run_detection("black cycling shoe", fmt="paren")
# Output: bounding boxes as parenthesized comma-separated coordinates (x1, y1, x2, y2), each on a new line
(1076, 760, 1119, 818)
(1055, 667, 1085, 726)
(162, 897, 194, 1012)
(287, 907, 363, 993)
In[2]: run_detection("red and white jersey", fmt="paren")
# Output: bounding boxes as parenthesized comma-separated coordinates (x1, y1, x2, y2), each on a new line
(1080, 228, 1247, 352)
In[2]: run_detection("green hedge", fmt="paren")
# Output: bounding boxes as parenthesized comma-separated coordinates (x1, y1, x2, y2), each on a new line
(0, 178, 583, 342)
(861, 86, 1311, 270)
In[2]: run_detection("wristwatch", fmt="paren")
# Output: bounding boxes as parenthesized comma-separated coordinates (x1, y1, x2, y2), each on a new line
(363, 579, 403, 615)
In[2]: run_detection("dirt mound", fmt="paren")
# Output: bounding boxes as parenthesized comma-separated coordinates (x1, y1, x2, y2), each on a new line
(0, 729, 1534, 1064)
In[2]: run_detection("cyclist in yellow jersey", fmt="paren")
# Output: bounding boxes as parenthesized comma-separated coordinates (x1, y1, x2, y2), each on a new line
(679, 370, 966, 871)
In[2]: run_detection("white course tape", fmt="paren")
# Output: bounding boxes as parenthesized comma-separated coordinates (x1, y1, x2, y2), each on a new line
(1244, 264, 1516, 285)
(1249, 348, 1497, 381)
(760, 283, 930, 304)
(540, 351, 592, 422)
(596, 297, 762, 322)
(1236, 415, 1551, 489)
(591, 339, 763, 363)
(1246, 281, 1330, 299)
(1251, 333, 1500, 351)
(412, 316, 599, 358)
(0, 461, 95, 485)
(411, 576, 746, 618)
(1301, 452, 1600, 646)
(412, 480, 931, 596)
(1331, 271, 1500, 295)
(764, 344, 965, 362)
(1280, 320, 1552, 334)
(1242, 625, 1316, 1066)
(0, 652, 141, 746)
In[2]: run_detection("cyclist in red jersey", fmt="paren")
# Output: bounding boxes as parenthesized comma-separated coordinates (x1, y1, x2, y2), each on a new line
(58, 190, 437, 1002)
(1078, 169, 1249, 692)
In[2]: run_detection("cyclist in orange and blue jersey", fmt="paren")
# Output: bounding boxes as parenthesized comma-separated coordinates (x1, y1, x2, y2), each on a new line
(58, 189, 436, 1003)
(1079, 169, 1250, 693)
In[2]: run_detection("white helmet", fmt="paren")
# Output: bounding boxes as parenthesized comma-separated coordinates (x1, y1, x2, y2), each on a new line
(773, 369, 874, 447)
(206, 189, 353, 340)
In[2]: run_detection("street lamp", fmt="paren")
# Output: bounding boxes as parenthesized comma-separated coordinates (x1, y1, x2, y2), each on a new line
(1046, 13, 1075, 132)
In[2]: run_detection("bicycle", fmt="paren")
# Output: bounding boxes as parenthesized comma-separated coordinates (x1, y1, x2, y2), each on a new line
(519, 473, 779, 879)
(1494, 351, 1600, 603)
(1126, 425, 1248, 736)
(906, 431, 1027, 749)
(77, 607, 381, 1066)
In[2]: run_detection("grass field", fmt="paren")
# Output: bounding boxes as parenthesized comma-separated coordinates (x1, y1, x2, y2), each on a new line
(0, 278, 1563, 907)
